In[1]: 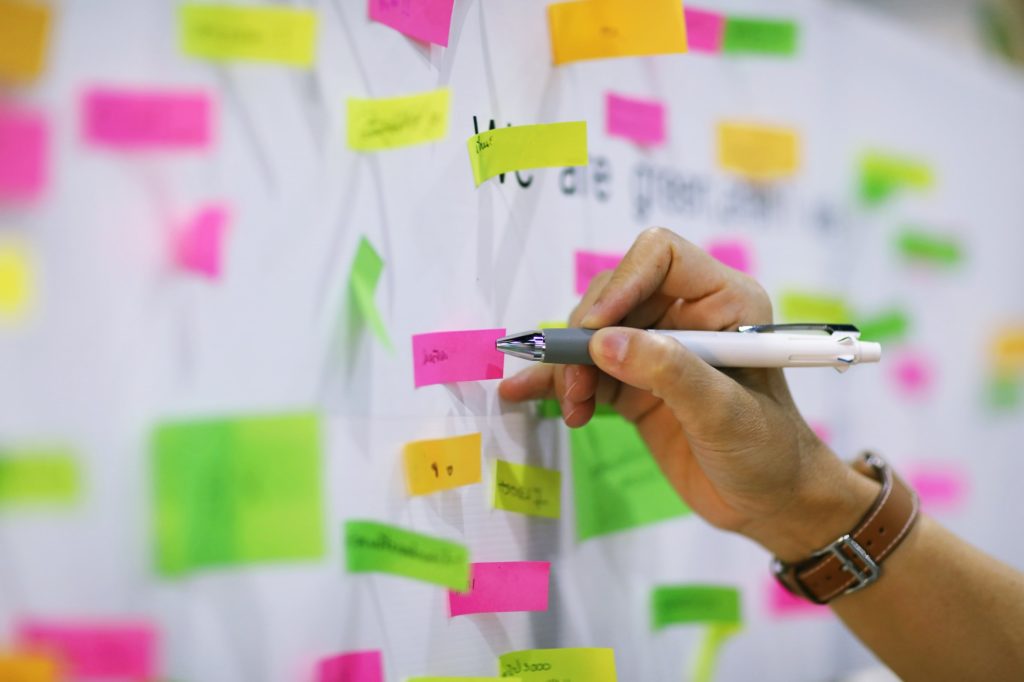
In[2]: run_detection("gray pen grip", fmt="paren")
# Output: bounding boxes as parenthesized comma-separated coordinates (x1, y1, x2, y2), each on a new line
(543, 328, 597, 365)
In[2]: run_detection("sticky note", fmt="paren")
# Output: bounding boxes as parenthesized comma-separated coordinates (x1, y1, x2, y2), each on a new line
(179, 4, 317, 67)
(722, 17, 799, 56)
(538, 399, 614, 419)
(409, 678, 513, 682)
(349, 236, 392, 350)
(16, 621, 157, 680)
(152, 412, 324, 577)
(684, 7, 725, 53)
(889, 351, 933, 397)
(895, 228, 963, 267)
(858, 152, 934, 206)
(448, 561, 550, 617)
(411, 328, 505, 388)
(0, 105, 47, 203)
(0, 652, 59, 681)
(778, 291, 851, 323)
(82, 88, 213, 151)
(347, 88, 450, 151)
(492, 460, 561, 519)
(765, 579, 828, 618)
(0, 0, 51, 84)
(857, 308, 910, 343)
(403, 432, 481, 496)
(547, 0, 687, 65)
(907, 465, 968, 513)
(574, 250, 623, 295)
(606, 93, 666, 147)
(0, 447, 78, 505)
(808, 421, 832, 445)
(498, 648, 616, 682)
(717, 122, 800, 180)
(0, 238, 35, 321)
(706, 238, 753, 275)
(317, 650, 383, 682)
(467, 122, 587, 187)
(174, 203, 229, 279)
(652, 585, 741, 630)
(988, 373, 1021, 410)
(993, 328, 1024, 371)
(345, 520, 470, 591)
(689, 624, 741, 682)
(569, 416, 689, 541)
(368, 0, 455, 46)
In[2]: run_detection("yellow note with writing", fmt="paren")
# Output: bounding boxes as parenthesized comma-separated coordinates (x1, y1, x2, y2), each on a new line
(0, 0, 51, 84)
(0, 652, 59, 682)
(548, 0, 687, 65)
(0, 238, 34, 322)
(348, 88, 450, 151)
(403, 433, 482, 496)
(498, 648, 616, 682)
(492, 460, 561, 519)
(179, 4, 317, 67)
(717, 122, 800, 180)
(467, 122, 588, 187)
(994, 328, 1024, 371)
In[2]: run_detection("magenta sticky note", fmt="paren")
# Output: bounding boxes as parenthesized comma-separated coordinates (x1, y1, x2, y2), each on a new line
(574, 250, 623, 295)
(82, 87, 213, 150)
(684, 7, 725, 53)
(317, 650, 383, 682)
(411, 328, 506, 388)
(907, 465, 968, 513)
(890, 351, 934, 397)
(174, 203, 229, 279)
(368, 0, 455, 47)
(16, 621, 157, 679)
(706, 238, 753, 275)
(448, 561, 550, 617)
(0, 104, 47, 203)
(606, 92, 666, 147)
(765, 579, 829, 618)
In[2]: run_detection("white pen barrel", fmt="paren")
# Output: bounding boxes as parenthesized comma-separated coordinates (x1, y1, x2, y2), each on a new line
(656, 330, 878, 367)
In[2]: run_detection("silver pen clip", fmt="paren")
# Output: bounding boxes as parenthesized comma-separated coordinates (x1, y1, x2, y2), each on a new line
(737, 323, 861, 337)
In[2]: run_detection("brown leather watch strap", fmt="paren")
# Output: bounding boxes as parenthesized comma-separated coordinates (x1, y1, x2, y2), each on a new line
(773, 452, 920, 604)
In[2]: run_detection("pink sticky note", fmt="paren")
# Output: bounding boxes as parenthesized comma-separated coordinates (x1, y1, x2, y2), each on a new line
(766, 579, 829, 618)
(574, 250, 623, 296)
(16, 621, 157, 679)
(411, 328, 506, 388)
(317, 650, 383, 682)
(448, 561, 550, 617)
(907, 465, 968, 513)
(0, 104, 47, 203)
(808, 421, 832, 445)
(82, 87, 212, 150)
(889, 351, 934, 397)
(368, 0, 455, 47)
(684, 7, 725, 53)
(706, 238, 753, 275)
(174, 203, 230, 279)
(606, 93, 666, 147)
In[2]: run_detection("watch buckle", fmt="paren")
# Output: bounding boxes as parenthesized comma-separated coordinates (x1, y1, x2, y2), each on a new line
(816, 533, 882, 596)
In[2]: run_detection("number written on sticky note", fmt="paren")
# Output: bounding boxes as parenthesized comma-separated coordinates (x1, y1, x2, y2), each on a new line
(498, 648, 617, 682)
(403, 432, 482, 496)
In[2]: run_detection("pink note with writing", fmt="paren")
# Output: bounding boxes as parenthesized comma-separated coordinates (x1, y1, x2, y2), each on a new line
(889, 351, 934, 397)
(412, 328, 506, 388)
(574, 250, 623, 295)
(448, 561, 550, 617)
(317, 650, 383, 682)
(82, 87, 212, 150)
(606, 93, 666, 147)
(765, 579, 829, 618)
(368, 0, 455, 47)
(684, 7, 725, 53)
(174, 203, 230, 279)
(16, 621, 157, 679)
(706, 238, 753, 275)
(907, 464, 968, 513)
(0, 104, 47, 203)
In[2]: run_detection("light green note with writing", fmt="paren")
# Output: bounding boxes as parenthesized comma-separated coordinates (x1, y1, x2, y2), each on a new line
(492, 460, 561, 519)
(651, 584, 742, 630)
(345, 519, 470, 591)
(498, 648, 616, 682)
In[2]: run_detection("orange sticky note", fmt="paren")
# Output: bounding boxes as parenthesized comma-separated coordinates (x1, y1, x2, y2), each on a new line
(547, 0, 688, 65)
(403, 433, 481, 496)
(0, 0, 51, 84)
(0, 652, 60, 681)
(717, 122, 800, 180)
(994, 328, 1024, 371)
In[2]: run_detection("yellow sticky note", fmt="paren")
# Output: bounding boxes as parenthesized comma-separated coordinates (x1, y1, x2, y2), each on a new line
(779, 291, 851, 323)
(403, 433, 482, 496)
(347, 88, 450, 151)
(0, 0, 51, 84)
(498, 648, 616, 682)
(0, 238, 35, 322)
(547, 0, 687, 65)
(179, 4, 317, 67)
(539, 320, 567, 329)
(492, 460, 561, 519)
(0, 652, 59, 681)
(467, 122, 588, 187)
(994, 328, 1024, 371)
(717, 122, 800, 180)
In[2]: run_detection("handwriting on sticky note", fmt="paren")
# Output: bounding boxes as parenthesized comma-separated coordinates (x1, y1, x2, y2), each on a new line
(0, 652, 59, 681)
(448, 561, 550, 617)
(0, 238, 35, 322)
(717, 122, 800, 180)
(174, 203, 229, 279)
(574, 250, 623, 295)
(857, 308, 910, 343)
(722, 16, 799, 56)
(994, 328, 1024, 371)
(0, 104, 47, 203)
(706, 238, 753, 275)
(179, 4, 317, 66)
(492, 460, 561, 519)
(889, 351, 933, 397)
(896, 228, 963, 267)
(369, 0, 455, 46)
(606, 93, 666, 147)
(652, 585, 741, 630)
(345, 520, 470, 591)
(0, 0, 51, 84)
(348, 88, 450, 151)
(467, 122, 587, 187)
(16, 622, 157, 680)
(0, 447, 78, 504)
(317, 650, 383, 682)
(82, 87, 213, 151)
(498, 648, 616, 682)
(858, 152, 934, 205)
(778, 291, 851, 323)
(547, 0, 687, 65)
(403, 433, 481, 496)
(684, 7, 725, 54)
(411, 328, 505, 387)
(765, 579, 828, 618)
(349, 236, 392, 350)
(907, 465, 968, 513)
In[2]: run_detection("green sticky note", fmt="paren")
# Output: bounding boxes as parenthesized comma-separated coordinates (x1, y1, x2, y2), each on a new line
(492, 459, 561, 519)
(569, 416, 689, 541)
(537, 399, 615, 419)
(0, 447, 79, 505)
(345, 519, 470, 591)
(988, 373, 1021, 410)
(152, 412, 324, 577)
(651, 585, 742, 630)
(895, 228, 963, 267)
(857, 308, 910, 343)
(858, 152, 935, 206)
(778, 291, 851, 323)
(498, 648, 616, 682)
(410, 678, 515, 682)
(349, 236, 392, 350)
(689, 623, 742, 682)
(722, 17, 799, 56)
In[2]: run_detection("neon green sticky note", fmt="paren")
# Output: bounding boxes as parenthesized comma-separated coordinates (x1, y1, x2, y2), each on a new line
(895, 228, 963, 266)
(410, 678, 516, 682)
(651, 585, 741, 630)
(152, 412, 324, 577)
(179, 4, 317, 67)
(778, 291, 851, 323)
(349, 236, 392, 350)
(492, 460, 561, 519)
(539, 320, 567, 329)
(857, 308, 910, 343)
(722, 17, 799, 56)
(569, 415, 689, 541)
(988, 373, 1021, 410)
(689, 623, 742, 682)
(498, 648, 616, 681)
(0, 447, 78, 505)
(0, 238, 35, 322)
(345, 519, 470, 591)
(347, 88, 450, 151)
(858, 152, 935, 206)
(537, 399, 614, 419)
(467, 122, 588, 187)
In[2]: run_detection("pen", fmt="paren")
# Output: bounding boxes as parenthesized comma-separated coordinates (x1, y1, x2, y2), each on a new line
(496, 324, 882, 372)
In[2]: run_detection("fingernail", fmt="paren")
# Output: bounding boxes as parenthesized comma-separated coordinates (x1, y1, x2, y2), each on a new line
(597, 330, 629, 365)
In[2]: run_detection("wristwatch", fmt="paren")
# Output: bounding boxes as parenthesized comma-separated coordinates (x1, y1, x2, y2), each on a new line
(772, 452, 920, 604)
